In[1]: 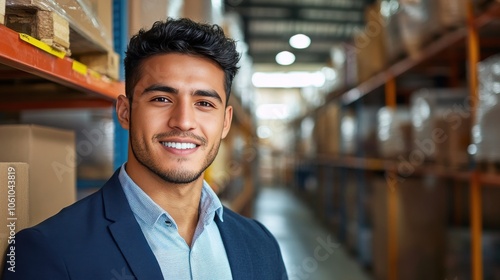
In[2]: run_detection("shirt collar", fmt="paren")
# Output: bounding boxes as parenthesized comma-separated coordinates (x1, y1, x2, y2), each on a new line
(118, 164, 224, 227)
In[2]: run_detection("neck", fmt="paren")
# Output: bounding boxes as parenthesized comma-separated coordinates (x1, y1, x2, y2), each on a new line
(125, 161, 203, 246)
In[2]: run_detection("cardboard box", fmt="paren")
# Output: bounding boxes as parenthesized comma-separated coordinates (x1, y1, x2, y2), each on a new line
(0, 163, 29, 273)
(371, 177, 448, 280)
(78, 50, 120, 80)
(128, 0, 169, 37)
(0, 125, 76, 226)
(0, 0, 6, 25)
(86, 0, 112, 46)
(7, 0, 113, 53)
(314, 103, 340, 155)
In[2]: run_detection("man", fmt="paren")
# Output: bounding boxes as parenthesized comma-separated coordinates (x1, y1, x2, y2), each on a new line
(2, 18, 287, 279)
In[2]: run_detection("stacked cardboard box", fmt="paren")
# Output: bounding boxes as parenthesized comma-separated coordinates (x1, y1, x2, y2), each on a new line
(372, 177, 448, 280)
(377, 106, 412, 159)
(0, 0, 5, 24)
(410, 88, 469, 164)
(21, 108, 115, 181)
(314, 103, 341, 155)
(474, 54, 500, 163)
(5, 0, 119, 79)
(0, 125, 76, 227)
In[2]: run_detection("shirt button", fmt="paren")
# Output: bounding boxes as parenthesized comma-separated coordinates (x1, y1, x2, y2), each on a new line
(165, 220, 172, 227)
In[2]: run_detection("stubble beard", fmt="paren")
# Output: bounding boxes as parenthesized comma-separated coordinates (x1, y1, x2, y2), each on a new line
(129, 127, 221, 185)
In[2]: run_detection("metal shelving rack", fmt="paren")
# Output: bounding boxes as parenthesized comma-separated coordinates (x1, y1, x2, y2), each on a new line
(292, 1, 500, 279)
(0, 24, 124, 100)
(0, 1, 127, 190)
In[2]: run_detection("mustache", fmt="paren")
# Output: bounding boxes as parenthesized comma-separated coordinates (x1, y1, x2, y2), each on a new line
(153, 131, 207, 146)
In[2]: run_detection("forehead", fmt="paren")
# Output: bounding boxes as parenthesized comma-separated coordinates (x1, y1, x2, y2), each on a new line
(136, 53, 224, 86)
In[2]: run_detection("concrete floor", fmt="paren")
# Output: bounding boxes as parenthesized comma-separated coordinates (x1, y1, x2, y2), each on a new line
(253, 187, 372, 280)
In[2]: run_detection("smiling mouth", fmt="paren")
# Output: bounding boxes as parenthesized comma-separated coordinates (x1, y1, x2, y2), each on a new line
(161, 142, 198, 150)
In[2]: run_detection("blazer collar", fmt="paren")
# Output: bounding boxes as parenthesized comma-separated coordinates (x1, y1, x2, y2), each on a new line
(101, 170, 253, 279)
(216, 210, 254, 280)
(101, 169, 164, 279)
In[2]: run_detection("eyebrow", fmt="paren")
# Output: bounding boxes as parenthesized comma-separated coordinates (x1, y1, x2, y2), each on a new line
(142, 84, 223, 104)
(142, 84, 178, 95)
(193, 89, 223, 104)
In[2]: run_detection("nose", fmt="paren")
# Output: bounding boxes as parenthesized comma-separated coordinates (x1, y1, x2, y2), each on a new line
(167, 99, 197, 131)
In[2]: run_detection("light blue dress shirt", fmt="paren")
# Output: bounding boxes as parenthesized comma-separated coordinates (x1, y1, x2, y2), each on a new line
(119, 165, 233, 280)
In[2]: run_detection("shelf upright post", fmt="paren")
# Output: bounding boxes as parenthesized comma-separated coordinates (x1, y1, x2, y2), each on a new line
(466, 0, 483, 279)
(112, 0, 129, 170)
(385, 75, 398, 280)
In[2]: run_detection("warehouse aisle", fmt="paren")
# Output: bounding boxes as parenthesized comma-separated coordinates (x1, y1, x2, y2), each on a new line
(254, 187, 372, 280)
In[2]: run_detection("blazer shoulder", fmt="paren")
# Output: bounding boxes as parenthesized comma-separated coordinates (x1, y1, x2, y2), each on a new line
(222, 207, 276, 241)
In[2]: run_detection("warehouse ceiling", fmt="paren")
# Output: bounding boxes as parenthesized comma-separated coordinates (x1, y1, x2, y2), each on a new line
(224, 0, 369, 66)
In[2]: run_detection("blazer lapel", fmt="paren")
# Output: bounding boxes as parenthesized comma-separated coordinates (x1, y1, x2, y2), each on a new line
(102, 171, 164, 279)
(216, 210, 254, 280)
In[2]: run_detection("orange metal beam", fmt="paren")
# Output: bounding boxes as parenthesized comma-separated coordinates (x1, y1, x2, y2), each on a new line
(385, 76, 396, 108)
(0, 99, 114, 111)
(386, 171, 398, 280)
(467, 0, 483, 279)
(0, 25, 124, 100)
(341, 1, 500, 105)
(385, 75, 398, 280)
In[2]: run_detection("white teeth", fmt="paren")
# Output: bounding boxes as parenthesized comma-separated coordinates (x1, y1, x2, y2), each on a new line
(162, 142, 196, 150)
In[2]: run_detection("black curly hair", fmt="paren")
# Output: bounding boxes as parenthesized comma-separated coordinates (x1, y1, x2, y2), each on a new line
(124, 18, 241, 104)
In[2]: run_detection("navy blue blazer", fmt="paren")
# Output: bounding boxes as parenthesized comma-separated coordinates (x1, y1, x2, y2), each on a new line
(2, 170, 288, 279)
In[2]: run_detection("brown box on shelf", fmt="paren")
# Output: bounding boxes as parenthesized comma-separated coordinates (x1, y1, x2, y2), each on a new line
(397, 0, 442, 58)
(314, 103, 340, 155)
(0, 0, 5, 24)
(128, 0, 169, 38)
(20, 108, 115, 181)
(5, 6, 70, 52)
(0, 124, 76, 227)
(0, 162, 29, 273)
(86, 0, 112, 46)
(454, 182, 500, 228)
(7, 0, 113, 55)
(372, 177, 448, 280)
(435, 112, 471, 169)
(77, 50, 120, 80)
(355, 2, 394, 83)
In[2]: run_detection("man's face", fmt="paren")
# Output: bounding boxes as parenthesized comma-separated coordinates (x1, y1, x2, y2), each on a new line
(117, 53, 232, 184)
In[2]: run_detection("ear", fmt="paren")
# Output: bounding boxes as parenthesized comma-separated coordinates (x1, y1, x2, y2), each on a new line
(221, 105, 233, 139)
(116, 95, 131, 130)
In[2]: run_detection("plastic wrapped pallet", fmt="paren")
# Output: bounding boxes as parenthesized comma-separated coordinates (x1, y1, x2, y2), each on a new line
(410, 88, 469, 164)
(297, 117, 316, 158)
(397, 0, 442, 58)
(340, 110, 357, 156)
(379, 0, 406, 63)
(6, 0, 113, 53)
(377, 106, 412, 159)
(473, 54, 500, 163)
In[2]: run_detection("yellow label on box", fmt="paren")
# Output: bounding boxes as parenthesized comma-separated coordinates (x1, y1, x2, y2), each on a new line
(19, 33, 66, 59)
(72, 60, 88, 76)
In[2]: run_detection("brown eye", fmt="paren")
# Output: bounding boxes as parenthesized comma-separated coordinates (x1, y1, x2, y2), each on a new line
(197, 101, 214, 107)
(152, 97, 169, 103)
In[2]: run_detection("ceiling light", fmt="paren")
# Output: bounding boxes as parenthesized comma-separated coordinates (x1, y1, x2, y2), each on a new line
(252, 72, 325, 88)
(289, 34, 311, 49)
(275, 51, 295, 65)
